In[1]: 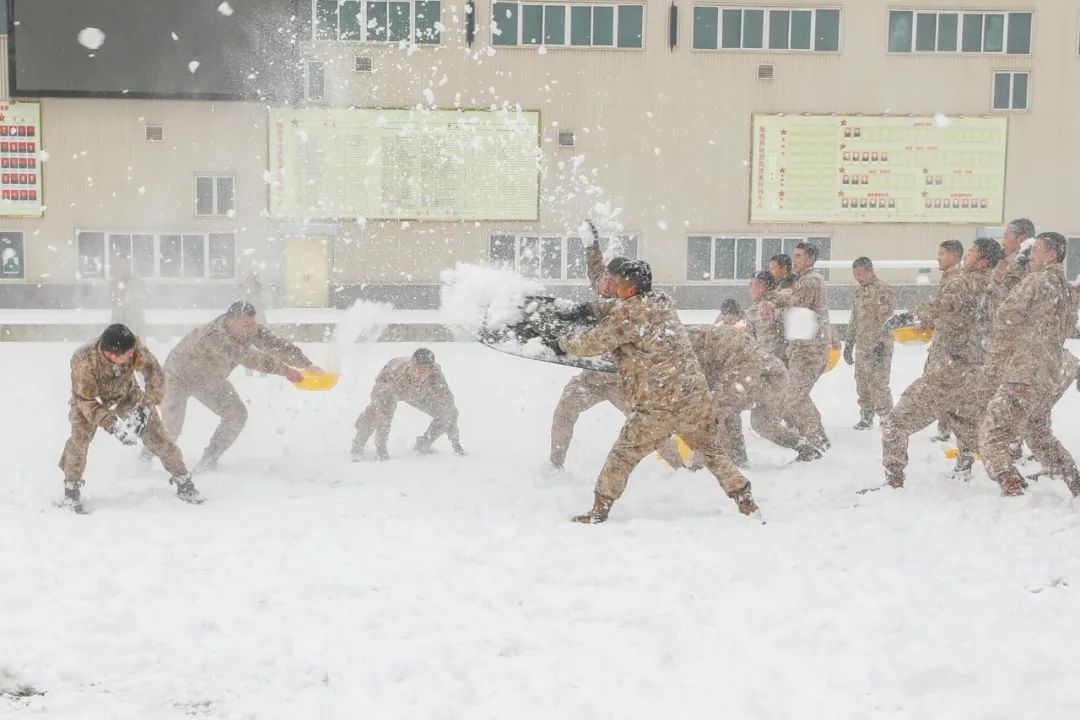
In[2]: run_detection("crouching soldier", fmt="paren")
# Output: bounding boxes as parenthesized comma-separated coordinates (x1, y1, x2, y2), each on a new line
(60, 323, 200, 512)
(351, 348, 463, 461)
(160, 301, 318, 471)
(557, 260, 760, 523)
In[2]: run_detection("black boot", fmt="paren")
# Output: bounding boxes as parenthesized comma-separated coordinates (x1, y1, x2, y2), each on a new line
(853, 411, 874, 430)
(60, 479, 86, 514)
(571, 493, 613, 524)
(170, 472, 204, 504)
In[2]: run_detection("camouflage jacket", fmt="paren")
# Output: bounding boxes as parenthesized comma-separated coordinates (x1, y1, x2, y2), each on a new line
(775, 268, 831, 346)
(849, 277, 895, 347)
(747, 293, 788, 362)
(987, 262, 1076, 388)
(916, 266, 993, 366)
(561, 291, 709, 411)
(989, 249, 1029, 310)
(370, 357, 457, 408)
(69, 338, 164, 429)
(686, 324, 763, 393)
(165, 314, 312, 384)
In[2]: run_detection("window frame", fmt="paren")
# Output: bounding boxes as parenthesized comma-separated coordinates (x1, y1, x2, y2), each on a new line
(305, 60, 326, 102)
(195, 175, 236, 218)
(685, 234, 832, 283)
(491, 2, 647, 49)
(886, 9, 1033, 55)
(990, 70, 1030, 112)
(311, 0, 443, 44)
(690, 5, 842, 53)
(489, 232, 640, 282)
(74, 230, 238, 282)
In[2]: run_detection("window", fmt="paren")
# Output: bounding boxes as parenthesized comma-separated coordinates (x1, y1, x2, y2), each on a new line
(76, 232, 237, 280)
(492, 3, 645, 48)
(0, 231, 24, 279)
(888, 10, 1031, 54)
(692, 6, 840, 52)
(313, 0, 441, 44)
(992, 71, 1029, 111)
(490, 233, 639, 280)
(1066, 237, 1080, 282)
(306, 61, 325, 102)
(686, 235, 831, 281)
(195, 176, 235, 217)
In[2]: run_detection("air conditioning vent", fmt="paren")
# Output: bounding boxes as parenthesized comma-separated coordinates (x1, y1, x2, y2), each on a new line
(355, 56, 373, 73)
(557, 130, 576, 148)
(757, 63, 775, 81)
(145, 124, 164, 142)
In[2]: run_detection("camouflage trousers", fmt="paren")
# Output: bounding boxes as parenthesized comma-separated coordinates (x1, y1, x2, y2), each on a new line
(713, 362, 804, 454)
(783, 341, 828, 444)
(596, 393, 748, 502)
(882, 359, 977, 477)
(854, 345, 894, 416)
(550, 371, 628, 466)
(978, 382, 1077, 481)
(60, 401, 186, 482)
(160, 377, 248, 463)
(353, 392, 460, 453)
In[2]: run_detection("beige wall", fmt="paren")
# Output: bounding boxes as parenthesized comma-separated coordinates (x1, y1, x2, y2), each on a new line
(2, 0, 1079, 302)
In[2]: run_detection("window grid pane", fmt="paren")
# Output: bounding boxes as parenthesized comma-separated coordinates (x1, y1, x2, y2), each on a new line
(714, 238, 736, 280)
(889, 10, 913, 52)
(735, 238, 757, 279)
(768, 9, 789, 50)
(522, 4, 543, 44)
(1011, 72, 1028, 110)
(159, 235, 182, 278)
(570, 6, 592, 46)
(693, 6, 718, 50)
(366, 1, 388, 42)
(132, 235, 155, 277)
(540, 237, 562, 279)
(1006, 12, 1031, 54)
(388, 2, 411, 42)
(742, 9, 763, 48)
(566, 238, 587, 278)
(962, 13, 983, 52)
(687, 236, 712, 280)
(915, 13, 936, 52)
(544, 4, 566, 45)
(492, 2, 519, 45)
(790, 10, 811, 50)
(415, 1, 441, 43)
(721, 9, 742, 48)
(340, 1, 363, 39)
(937, 13, 958, 52)
(209, 233, 236, 279)
(519, 236, 540, 277)
(983, 13, 1004, 53)
(993, 72, 1011, 109)
(814, 9, 839, 51)
(593, 6, 614, 45)
(216, 177, 234, 216)
(182, 235, 206, 278)
(616, 5, 643, 48)
(196, 176, 214, 216)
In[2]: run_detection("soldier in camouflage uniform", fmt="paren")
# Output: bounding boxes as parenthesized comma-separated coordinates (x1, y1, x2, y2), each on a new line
(160, 301, 317, 471)
(746, 271, 788, 365)
(558, 260, 760, 523)
(352, 348, 463, 461)
(977, 233, 1080, 497)
(687, 323, 821, 463)
(769, 253, 797, 291)
(989, 218, 1036, 310)
(843, 257, 896, 429)
(878, 239, 1000, 489)
(549, 234, 628, 469)
(763, 242, 831, 451)
(60, 324, 200, 512)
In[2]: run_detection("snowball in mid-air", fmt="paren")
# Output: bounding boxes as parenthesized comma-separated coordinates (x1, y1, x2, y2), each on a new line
(933, 112, 950, 128)
(188, 61, 200, 74)
(784, 307, 819, 341)
(78, 27, 105, 50)
(217, 2, 234, 16)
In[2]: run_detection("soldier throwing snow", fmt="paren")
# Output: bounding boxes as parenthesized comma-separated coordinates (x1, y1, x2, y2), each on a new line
(556, 260, 760, 524)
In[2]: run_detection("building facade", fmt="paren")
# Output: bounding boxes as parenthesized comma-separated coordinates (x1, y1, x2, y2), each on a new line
(1, 0, 1079, 309)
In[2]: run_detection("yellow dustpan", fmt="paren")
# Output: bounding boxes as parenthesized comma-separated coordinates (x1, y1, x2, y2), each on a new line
(291, 369, 340, 391)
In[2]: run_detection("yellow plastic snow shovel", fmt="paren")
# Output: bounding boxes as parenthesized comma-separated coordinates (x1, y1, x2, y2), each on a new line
(655, 435, 694, 467)
(893, 326, 934, 346)
(825, 344, 841, 373)
(291, 369, 340, 391)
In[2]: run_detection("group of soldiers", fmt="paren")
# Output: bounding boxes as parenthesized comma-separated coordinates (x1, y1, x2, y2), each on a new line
(59, 216, 1080, 518)
(60, 302, 462, 513)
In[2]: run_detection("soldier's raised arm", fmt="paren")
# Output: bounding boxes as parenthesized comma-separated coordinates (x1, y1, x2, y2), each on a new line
(561, 302, 636, 357)
(584, 220, 606, 291)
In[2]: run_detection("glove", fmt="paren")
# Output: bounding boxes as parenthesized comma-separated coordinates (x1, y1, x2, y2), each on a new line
(285, 368, 303, 383)
(111, 405, 149, 447)
(842, 342, 855, 365)
(872, 342, 886, 363)
(1016, 249, 1030, 267)
(452, 440, 465, 456)
(586, 218, 601, 244)
(544, 337, 567, 357)
(883, 311, 917, 332)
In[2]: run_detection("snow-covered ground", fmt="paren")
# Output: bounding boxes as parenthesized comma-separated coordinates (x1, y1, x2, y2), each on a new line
(3, 339, 1080, 718)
